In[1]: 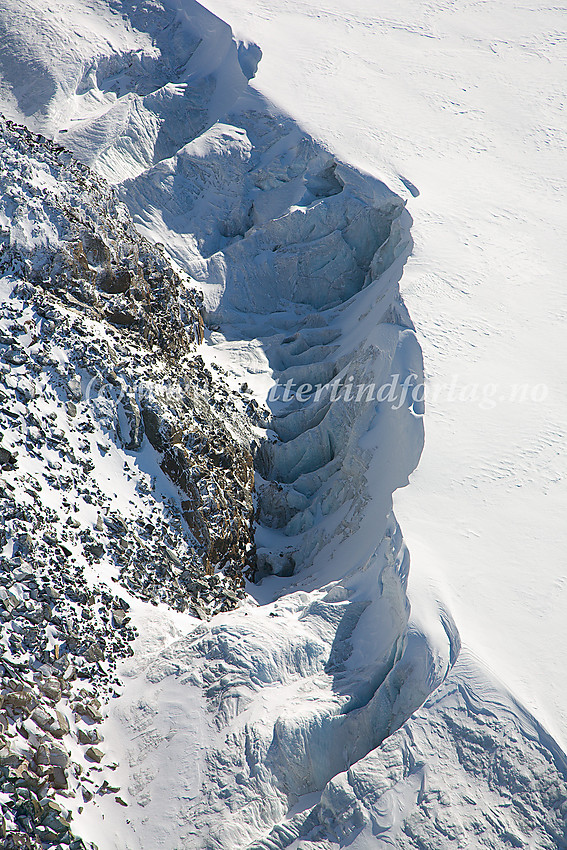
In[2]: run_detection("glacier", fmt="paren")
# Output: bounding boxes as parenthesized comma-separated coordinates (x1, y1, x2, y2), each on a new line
(0, 0, 566, 848)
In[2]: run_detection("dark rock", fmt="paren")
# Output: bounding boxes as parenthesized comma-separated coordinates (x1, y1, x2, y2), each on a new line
(38, 677, 62, 702)
(81, 233, 110, 265)
(117, 396, 144, 450)
(111, 609, 128, 627)
(77, 727, 100, 746)
(0, 446, 17, 467)
(85, 746, 103, 763)
(105, 306, 137, 326)
(36, 743, 68, 769)
(99, 268, 131, 295)
(50, 766, 68, 789)
(66, 378, 82, 401)
(3, 348, 27, 365)
(30, 707, 69, 738)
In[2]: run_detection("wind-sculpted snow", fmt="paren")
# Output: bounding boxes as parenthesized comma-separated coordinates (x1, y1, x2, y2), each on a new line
(0, 0, 257, 180)
(250, 653, 567, 850)
(1, 1, 566, 848)
(100, 98, 457, 841)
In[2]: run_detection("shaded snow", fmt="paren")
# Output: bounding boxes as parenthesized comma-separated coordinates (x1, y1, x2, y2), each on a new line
(201, 0, 567, 750)
(1, 0, 566, 848)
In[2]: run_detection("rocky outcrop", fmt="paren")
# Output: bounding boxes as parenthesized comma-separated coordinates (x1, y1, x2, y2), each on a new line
(0, 116, 256, 847)
(0, 115, 204, 360)
(0, 115, 255, 600)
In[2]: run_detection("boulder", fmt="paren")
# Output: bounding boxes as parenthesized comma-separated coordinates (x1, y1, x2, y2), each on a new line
(36, 743, 69, 769)
(85, 746, 104, 763)
(31, 707, 70, 738)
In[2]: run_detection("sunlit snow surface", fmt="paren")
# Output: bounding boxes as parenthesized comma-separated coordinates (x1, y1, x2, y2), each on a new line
(1, 0, 566, 847)
(201, 0, 567, 750)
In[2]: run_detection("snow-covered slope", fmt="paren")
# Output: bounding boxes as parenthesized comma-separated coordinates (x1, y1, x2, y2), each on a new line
(0, 116, 260, 847)
(0, 1, 566, 848)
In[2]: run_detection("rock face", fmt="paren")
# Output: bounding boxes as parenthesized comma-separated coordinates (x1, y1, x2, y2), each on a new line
(0, 116, 203, 359)
(0, 115, 255, 601)
(0, 116, 256, 848)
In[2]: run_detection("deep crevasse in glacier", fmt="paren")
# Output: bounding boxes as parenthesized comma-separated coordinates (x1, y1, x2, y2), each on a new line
(2, 1, 566, 848)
